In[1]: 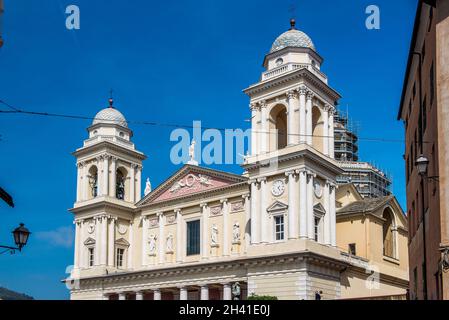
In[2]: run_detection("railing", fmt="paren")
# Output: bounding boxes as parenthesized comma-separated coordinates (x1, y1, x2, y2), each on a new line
(84, 135, 134, 149)
(261, 63, 328, 82)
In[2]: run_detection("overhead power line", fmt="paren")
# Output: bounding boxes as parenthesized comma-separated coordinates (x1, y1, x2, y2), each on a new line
(0, 99, 413, 144)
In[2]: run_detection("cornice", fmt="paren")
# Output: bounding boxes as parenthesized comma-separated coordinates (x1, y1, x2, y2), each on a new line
(243, 67, 341, 104)
(72, 140, 147, 161)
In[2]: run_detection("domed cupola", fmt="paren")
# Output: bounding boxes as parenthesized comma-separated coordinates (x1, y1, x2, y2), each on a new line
(270, 19, 315, 53)
(92, 98, 128, 128)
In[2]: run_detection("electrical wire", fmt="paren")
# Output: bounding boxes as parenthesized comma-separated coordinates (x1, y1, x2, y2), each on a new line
(0, 99, 415, 144)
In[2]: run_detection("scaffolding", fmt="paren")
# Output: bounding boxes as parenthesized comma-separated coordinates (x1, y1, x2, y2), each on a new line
(334, 107, 391, 198)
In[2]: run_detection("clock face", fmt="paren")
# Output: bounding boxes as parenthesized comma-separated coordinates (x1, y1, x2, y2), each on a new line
(271, 180, 285, 197)
(313, 179, 322, 198)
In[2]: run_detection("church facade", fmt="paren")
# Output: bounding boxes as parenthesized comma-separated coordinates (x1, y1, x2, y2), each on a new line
(67, 21, 409, 300)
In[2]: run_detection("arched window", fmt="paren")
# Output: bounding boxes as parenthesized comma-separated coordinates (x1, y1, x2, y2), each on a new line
(116, 168, 126, 200)
(88, 166, 98, 198)
(382, 208, 396, 258)
(269, 104, 287, 151)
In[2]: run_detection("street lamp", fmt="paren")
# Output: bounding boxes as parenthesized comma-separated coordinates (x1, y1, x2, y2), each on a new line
(0, 223, 31, 254)
(415, 155, 430, 176)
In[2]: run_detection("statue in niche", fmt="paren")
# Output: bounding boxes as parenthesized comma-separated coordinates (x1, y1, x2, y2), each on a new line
(148, 234, 157, 254)
(166, 233, 174, 253)
(211, 224, 219, 246)
(232, 222, 240, 243)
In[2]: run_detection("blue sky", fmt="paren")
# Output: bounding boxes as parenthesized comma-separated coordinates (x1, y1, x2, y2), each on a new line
(0, 0, 417, 299)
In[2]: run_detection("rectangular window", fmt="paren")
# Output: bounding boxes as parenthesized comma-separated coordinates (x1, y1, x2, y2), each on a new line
(116, 248, 124, 268)
(423, 96, 427, 133)
(348, 243, 356, 256)
(274, 215, 284, 241)
(314, 217, 320, 242)
(186, 220, 200, 256)
(422, 41, 426, 61)
(428, 7, 433, 32)
(422, 262, 427, 300)
(413, 267, 418, 300)
(430, 62, 435, 106)
(88, 248, 95, 267)
(413, 82, 416, 99)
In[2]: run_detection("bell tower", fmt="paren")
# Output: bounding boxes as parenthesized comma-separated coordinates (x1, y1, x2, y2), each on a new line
(70, 98, 146, 277)
(242, 20, 342, 248)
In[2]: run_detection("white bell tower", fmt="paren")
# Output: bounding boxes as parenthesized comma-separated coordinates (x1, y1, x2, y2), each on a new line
(70, 98, 146, 277)
(243, 19, 343, 248)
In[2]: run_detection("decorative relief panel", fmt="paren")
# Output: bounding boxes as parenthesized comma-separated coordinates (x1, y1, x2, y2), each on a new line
(210, 205, 222, 216)
(149, 217, 159, 228)
(166, 214, 176, 225)
(230, 200, 244, 213)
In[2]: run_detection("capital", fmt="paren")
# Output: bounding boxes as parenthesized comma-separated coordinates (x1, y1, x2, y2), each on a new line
(306, 91, 314, 101)
(249, 103, 259, 111)
(286, 90, 297, 100)
(299, 86, 307, 96)
(200, 202, 208, 208)
(258, 100, 267, 108)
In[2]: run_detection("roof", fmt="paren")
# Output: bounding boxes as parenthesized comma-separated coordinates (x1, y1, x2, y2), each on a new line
(397, 0, 436, 120)
(92, 107, 128, 128)
(270, 29, 315, 53)
(337, 195, 394, 215)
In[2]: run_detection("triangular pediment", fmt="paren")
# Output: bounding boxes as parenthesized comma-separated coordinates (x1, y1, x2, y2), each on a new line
(115, 238, 130, 247)
(267, 201, 288, 213)
(84, 237, 96, 246)
(138, 165, 247, 206)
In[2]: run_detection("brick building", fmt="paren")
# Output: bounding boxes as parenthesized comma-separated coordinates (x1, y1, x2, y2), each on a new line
(397, 0, 449, 300)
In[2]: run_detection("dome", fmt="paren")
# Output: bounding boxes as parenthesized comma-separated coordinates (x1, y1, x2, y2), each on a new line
(270, 20, 315, 53)
(92, 107, 128, 128)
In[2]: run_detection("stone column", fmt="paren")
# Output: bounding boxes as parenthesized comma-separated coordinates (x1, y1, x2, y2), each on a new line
(179, 287, 188, 300)
(110, 157, 117, 197)
(136, 291, 143, 300)
(298, 170, 308, 238)
(329, 107, 335, 159)
(323, 181, 331, 245)
(130, 164, 136, 203)
(243, 194, 250, 252)
(286, 171, 298, 239)
(287, 90, 297, 145)
(306, 91, 314, 145)
(82, 162, 88, 201)
(250, 181, 259, 244)
(250, 103, 259, 156)
(176, 209, 183, 263)
(80, 220, 87, 268)
(94, 217, 101, 265)
(153, 289, 161, 300)
(260, 101, 268, 153)
(103, 155, 109, 196)
(135, 165, 142, 202)
(107, 217, 116, 266)
(330, 184, 337, 247)
(201, 203, 209, 259)
(76, 163, 82, 202)
(127, 220, 133, 269)
(101, 215, 108, 265)
(74, 220, 81, 269)
(96, 156, 103, 197)
(118, 292, 126, 300)
(306, 172, 315, 239)
(299, 86, 307, 143)
(259, 177, 268, 243)
(323, 105, 329, 156)
(222, 199, 230, 256)
(158, 212, 165, 264)
(200, 285, 209, 300)
(223, 283, 232, 300)
(141, 216, 148, 266)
